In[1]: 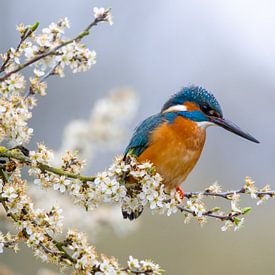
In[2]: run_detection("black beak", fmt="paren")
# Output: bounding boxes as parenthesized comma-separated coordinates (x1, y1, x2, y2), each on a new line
(210, 117, 260, 144)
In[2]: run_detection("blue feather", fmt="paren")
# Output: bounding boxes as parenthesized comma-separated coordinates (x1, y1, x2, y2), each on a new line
(124, 112, 178, 157)
(161, 86, 223, 117)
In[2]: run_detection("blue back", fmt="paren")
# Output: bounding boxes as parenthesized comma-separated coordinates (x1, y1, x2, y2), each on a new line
(125, 113, 177, 156)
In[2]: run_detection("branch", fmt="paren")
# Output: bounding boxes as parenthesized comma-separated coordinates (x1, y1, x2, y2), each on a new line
(184, 189, 275, 200)
(0, 167, 160, 274)
(0, 10, 110, 82)
(26, 61, 60, 98)
(0, 22, 39, 73)
(176, 205, 242, 221)
(0, 145, 272, 230)
(0, 146, 95, 182)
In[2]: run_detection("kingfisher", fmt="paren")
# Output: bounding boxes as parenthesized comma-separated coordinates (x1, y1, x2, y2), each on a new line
(123, 86, 259, 220)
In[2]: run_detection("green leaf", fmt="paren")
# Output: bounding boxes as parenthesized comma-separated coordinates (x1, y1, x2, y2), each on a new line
(30, 22, 39, 32)
(242, 207, 252, 215)
(234, 217, 242, 225)
(211, 207, 221, 213)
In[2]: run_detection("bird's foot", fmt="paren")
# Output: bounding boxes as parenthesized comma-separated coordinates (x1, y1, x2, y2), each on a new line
(176, 186, 184, 201)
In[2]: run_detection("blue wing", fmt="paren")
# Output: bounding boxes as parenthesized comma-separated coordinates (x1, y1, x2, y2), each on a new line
(124, 114, 166, 157)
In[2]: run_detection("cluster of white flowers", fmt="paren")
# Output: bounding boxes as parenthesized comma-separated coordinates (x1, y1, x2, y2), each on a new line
(27, 185, 138, 240)
(0, 72, 34, 145)
(185, 196, 207, 221)
(30, 143, 54, 164)
(0, 8, 166, 275)
(243, 177, 257, 199)
(127, 256, 163, 275)
(0, 232, 18, 254)
(0, 170, 162, 274)
(0, 10, 112, 145)
(256, 184, 271, 205)
(0, 174, 64, 257)
(56, 42, 96, 74)
(28, 145, 181, 218)
(22, 18, 96, 77)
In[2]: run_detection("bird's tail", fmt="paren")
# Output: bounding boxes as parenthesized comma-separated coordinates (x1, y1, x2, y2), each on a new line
(121, 201, 143, 221)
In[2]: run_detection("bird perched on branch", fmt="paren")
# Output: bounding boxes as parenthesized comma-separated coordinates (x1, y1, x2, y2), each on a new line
(123, 86, 259, 220)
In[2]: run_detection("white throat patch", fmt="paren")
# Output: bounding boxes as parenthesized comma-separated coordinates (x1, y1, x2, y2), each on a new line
(196, 121, 215, 129)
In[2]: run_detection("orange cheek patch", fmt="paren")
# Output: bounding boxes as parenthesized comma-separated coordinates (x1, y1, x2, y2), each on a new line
(184, 101, 200, 111)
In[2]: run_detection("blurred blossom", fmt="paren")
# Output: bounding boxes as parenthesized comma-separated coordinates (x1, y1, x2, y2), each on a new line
(54, 88, 138, 164)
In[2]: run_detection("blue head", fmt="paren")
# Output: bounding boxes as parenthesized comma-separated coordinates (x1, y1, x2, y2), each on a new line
(161, 86, 259, 143)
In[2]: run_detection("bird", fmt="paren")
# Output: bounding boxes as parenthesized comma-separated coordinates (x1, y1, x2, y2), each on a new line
(123, 86, 259, 220)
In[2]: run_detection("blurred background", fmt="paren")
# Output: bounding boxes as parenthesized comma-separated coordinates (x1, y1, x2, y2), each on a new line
(1, 0, 275, 274)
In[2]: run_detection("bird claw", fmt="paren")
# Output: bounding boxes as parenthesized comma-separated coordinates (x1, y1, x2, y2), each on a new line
(176, 186, 184, 201)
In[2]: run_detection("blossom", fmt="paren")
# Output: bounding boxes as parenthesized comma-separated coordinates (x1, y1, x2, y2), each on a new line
(257, 194, 270, 205)
(165, 198, 178, 216)
(5, 73, 25, 92)
(93, 7, 113, 25)
(2, 187, 18, 202)
(221, 220, 233, 232)
(24, 44, 38, 59)
(53, 176, 71, 193)
(28, 232, 44, 245)
(33, 68, 45, 77)
(244, 177, 257, 199)
(128, 256, 141, 270)
(231, 193, 241, 212)
(234, 217, 244, 231)
(257, 185, 271, 205)
(57, 42, 96, 73)
(29, 77, 47, 96)
(93, 7, 106, 19)
(29, 144, 54, 164)
(206, 182, 222, 193)
(0, 243, 4, 253)
(140, 259, 162, 275)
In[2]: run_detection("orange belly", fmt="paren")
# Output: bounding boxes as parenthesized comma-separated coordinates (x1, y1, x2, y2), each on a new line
(138, 116, 206, 190)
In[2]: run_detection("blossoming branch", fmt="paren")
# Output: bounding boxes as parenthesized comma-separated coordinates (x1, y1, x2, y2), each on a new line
(0, 5, 273, 275)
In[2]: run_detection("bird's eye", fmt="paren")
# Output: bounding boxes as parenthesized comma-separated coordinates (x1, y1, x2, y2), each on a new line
(201, 104, 220, 117)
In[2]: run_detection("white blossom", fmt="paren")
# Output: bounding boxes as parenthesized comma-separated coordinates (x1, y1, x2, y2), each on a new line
(2, 187, 18, 202)
(128, 256, 141, 270)
(0, 243, 4, 253)
(53, 176, 71, 193)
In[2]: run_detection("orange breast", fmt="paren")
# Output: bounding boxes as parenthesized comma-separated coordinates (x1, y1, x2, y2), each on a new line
(138, 116, 206, 190)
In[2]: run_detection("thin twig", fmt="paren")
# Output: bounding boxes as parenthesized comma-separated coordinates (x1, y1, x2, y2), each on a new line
(25, 61, 61, 99)
(0, 23, 39, 73)
(184, 189, 275, 200)
(176, 205, 241, 221)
